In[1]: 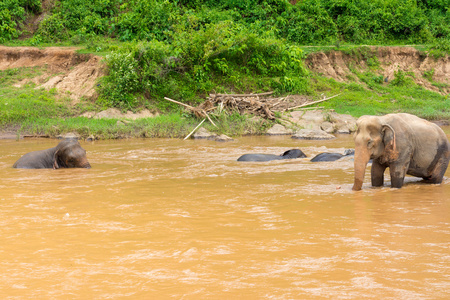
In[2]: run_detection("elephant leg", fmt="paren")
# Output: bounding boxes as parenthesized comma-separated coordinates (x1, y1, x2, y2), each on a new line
(389, 161, 409, 188)
(371, 160, 386, 187)
(425, 153, 450, 184)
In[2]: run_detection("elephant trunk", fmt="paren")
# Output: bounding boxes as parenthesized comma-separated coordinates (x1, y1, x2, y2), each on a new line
(82, 162, 91, 169)
(352, 146, 371, 191)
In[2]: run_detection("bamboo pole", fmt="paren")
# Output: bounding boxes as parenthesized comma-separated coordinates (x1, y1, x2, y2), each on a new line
(164, 97, 196, 110)
(184, 118, 206, 140)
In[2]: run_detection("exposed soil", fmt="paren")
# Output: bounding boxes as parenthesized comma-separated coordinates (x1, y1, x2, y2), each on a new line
(0, 46, 104, 103)
(306, 46, 450, 94)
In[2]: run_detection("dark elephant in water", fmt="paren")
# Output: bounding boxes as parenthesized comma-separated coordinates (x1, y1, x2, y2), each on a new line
(13, 139, 91, 169)
(310, 149, 355, 162)
(237, 149, 307, 162)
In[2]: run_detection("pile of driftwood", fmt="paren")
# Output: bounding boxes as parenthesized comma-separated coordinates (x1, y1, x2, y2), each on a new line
(204, 92, 278, 120)
(163, 92, 340, 139)
(165, 92, 340, 121)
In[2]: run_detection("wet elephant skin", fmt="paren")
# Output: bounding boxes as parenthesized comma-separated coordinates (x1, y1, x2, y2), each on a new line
(237, 149, 306, 162)
(310, 149, 355, 162)
(13, 139, 91, 169)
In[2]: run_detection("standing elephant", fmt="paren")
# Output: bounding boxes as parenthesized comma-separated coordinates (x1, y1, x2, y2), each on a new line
(237, 149, 307, 162)
(13, 139, 91, 169)
(352, 113, 450, 190)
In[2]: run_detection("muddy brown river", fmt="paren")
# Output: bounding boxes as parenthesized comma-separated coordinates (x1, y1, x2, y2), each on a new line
(1, 131, 449, 299)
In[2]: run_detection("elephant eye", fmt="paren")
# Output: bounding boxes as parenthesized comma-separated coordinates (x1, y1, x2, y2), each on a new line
(367, 140, 374, 148)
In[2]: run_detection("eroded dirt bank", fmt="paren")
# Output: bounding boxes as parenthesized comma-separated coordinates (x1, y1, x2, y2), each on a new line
(306, 46, 450, 94)
(0, 46, 103, 103)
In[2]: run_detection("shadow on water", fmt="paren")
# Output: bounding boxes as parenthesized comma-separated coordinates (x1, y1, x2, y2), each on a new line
(0, 129, 449, 299)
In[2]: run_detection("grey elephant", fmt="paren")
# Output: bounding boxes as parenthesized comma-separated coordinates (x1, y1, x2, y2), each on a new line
(310, 149, 355, 162)
(13, 139, 91, 169)
(237, 149, 307, 162)
(352, 113, 450, 190)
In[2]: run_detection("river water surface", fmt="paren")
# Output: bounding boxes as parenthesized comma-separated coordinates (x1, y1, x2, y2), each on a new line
(0, 131, 449, 299)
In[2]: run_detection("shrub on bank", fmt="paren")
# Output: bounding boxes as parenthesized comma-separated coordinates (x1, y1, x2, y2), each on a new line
(4, 0, 450, 46)
(0, 0, 42, 42)
(98, 22, 309, 109)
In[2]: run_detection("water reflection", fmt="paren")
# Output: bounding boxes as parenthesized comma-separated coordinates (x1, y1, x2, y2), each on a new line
(0, 130, 449, 299)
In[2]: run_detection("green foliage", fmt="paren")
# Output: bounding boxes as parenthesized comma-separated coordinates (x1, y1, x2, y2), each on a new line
(2, 0, 449, 46)
(423, 69, 435, 81)
(277, 0, 338, 45)
(98, 21, 309, 109)
(114, 0, 177, 41)
(33, 0, 118, 42)
(391, 70, 415, 87)
(34, 13, 69, 42)
(0, 0, 40, 42)
(0, 0, 26, 42)
(428, 38, 450, 58)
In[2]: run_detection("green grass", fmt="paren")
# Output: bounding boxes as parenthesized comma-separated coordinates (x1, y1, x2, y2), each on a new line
(14, 112, 269, 139)
(312, 75, 450, 120)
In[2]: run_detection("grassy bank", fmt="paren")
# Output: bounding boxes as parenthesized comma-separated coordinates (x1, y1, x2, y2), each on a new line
(1, 58, 449, 140)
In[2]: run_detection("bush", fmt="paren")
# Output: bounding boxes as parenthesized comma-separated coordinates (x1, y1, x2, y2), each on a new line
(0, 0, 26, 42)
(278, 0, 338, 44)
(114, 0, 177, 41)
(391, 70, 415, 87)
(34, 0, 117, 42)
(98, 20, 310, 109)
(35, 13, 68, 42)
(13, 0, 450, 45)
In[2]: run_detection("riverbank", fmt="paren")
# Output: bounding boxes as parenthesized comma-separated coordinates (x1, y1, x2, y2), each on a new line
(1, 46, 449, 140)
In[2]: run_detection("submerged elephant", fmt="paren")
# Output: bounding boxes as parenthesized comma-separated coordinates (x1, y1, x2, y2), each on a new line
(352, 113, 450, 190)
(237, 149, 307, 162)
(13, 139, 91, 169)
(310, 149, 355, 162)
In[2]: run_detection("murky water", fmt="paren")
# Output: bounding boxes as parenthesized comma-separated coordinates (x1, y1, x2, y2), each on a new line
(0, 131, 449, 299)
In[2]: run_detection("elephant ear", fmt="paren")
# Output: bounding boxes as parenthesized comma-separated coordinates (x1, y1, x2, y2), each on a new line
(382, 124, 399, 161)
(52, 149, 60, 169)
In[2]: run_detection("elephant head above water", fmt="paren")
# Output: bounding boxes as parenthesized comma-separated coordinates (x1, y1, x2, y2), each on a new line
(352, 113, 450, 190)
(13, 139, 91, 169)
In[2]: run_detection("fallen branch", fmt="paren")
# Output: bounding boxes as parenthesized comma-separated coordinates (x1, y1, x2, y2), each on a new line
(184, 118, 206, 140)
(270, 97, 287, 108)
(205, 113, 217, 128)
(284, 94, 341, 111)
(164, 96, 218, 128)
(164, 97, 196, 110)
